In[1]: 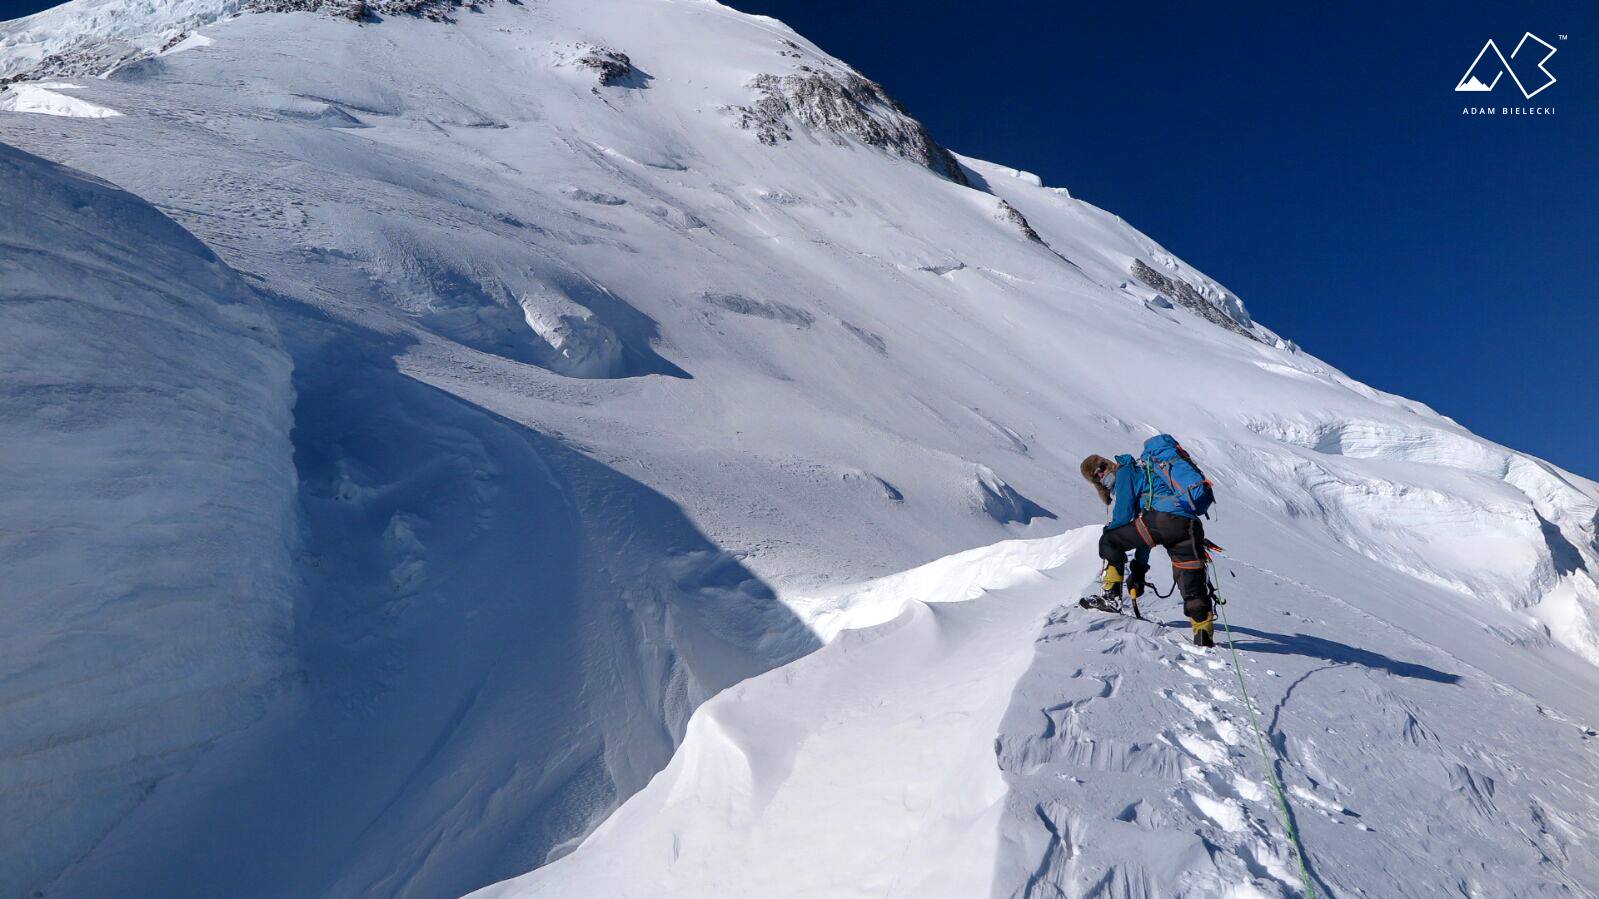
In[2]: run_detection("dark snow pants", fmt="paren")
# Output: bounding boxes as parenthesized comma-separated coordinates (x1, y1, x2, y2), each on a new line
(1099, 510, 1212, 621)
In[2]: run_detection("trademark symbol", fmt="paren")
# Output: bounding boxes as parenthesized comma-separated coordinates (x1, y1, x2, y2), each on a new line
(1559, 34, 1568, 41)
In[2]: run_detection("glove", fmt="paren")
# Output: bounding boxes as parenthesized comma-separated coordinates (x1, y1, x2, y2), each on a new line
(1127, 561, 1149, 598)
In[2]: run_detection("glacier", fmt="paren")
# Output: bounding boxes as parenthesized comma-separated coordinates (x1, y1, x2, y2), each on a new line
(2, 0, 1598, 896)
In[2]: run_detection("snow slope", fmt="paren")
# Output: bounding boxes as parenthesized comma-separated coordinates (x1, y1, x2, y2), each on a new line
(480, 532, 1599, 898)
(2, 0, 1598, 896)
(0, 143, 295, 898)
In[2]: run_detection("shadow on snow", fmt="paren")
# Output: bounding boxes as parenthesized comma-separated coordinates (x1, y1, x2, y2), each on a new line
(1168, 622, 1461, 685)
(49, 299, 820, 899)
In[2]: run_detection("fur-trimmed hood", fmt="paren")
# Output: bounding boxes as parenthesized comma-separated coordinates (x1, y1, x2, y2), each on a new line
(1080, 454, 1115, 506)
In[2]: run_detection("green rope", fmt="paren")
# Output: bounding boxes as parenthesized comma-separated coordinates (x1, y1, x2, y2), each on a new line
(1215, 587, 1319, 899)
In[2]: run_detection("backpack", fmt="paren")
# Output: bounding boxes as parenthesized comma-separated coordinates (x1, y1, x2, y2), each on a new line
(1137, 434, 1215, 519)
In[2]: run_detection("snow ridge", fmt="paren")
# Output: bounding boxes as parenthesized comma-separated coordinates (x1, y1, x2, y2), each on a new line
(471, 531, 1105, 899)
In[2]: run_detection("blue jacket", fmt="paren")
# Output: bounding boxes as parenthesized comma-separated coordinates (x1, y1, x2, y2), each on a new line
(1105, 454, 1152, 566)
(1106, 454, 1141, 529)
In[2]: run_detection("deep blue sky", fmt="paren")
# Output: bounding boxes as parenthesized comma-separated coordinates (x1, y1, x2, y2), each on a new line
(4, 0, 1595, 475)
(716, 0, 1599, 477)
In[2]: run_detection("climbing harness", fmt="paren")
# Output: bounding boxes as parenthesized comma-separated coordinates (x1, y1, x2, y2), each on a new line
(1211, 568, 1319, 899)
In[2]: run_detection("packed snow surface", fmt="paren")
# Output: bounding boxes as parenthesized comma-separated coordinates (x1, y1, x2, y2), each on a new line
(1, 0, 1597, 896)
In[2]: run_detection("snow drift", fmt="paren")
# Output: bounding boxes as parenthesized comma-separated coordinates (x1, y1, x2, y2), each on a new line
(0, 143, 295, 897)
(471, 531, 1106, 899)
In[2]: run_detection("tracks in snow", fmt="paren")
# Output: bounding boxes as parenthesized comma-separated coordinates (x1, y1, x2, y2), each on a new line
(474, 529, 1599, 898)
(995, 609, 1304, 898)
(993, 566, 1599, 899)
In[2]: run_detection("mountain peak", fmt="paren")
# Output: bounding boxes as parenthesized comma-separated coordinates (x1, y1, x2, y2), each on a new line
(0, 0, 493, 80)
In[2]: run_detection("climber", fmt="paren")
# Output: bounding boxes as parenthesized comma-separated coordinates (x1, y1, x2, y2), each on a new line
(1079, 435, 1218, 647)
(1077, 452, 1153, 619)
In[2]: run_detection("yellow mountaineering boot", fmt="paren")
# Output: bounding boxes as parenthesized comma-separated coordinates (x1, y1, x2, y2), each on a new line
(1080, 567, 1125, 612)
(1191, 613, 1216, 648)
(1102, 567, 1124, 595)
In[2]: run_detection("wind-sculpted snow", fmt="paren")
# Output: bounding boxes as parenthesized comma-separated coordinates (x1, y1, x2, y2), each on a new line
(1243, 414, 1599, 661)
(3, 0, 1599, 894)
(363, 223, 688, 379)
(993, 562, 1599, 898)
(485, 535, 1599, 897)
(471, 531, 1105, 899)
(0, 144, 296, 898)
(974, 464, 1056, 525)
(23, 309, 817, 899)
